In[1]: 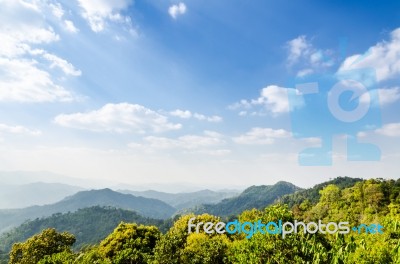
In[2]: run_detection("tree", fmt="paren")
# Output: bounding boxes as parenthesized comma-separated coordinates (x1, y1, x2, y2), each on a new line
(153, 214, 227, 264)
(9, 228, 75, 264)
(97, 222, 160, 264)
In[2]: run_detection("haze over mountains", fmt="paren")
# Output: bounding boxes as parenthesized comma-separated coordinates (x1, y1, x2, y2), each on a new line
(0, 189, 175, 233)
(0, 171, 245, 193)
(120, 189, 239, 210)
(0, 182, 83, 209)
(0, 177, 299, 235)
(192, 181, 302, 216)
(0, 175, 379, 259)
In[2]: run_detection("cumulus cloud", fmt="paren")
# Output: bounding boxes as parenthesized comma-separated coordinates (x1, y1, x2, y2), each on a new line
(193, 113, 222, 122)
(168, 3, 187, 19)
(64, 20, 79, 33)
(0, 123, 41, 136)
(170, 109, 192, 119)
(360, 87, 400, 106)
(169, 109, 222, 122)
(0, 58, 76, 102)
(233, 127, 291, 145)
(287, 35, 311, 65)
(0, 0, 80, 102)
(286, 35, 333, 76)
(55, 103, 182, 133)
(77, 0, 133, 32)
(375, 123, 400, 137)
(338, 28, 400, 82)
(128, 131, 227, 155)
(229, 85, 304, 115)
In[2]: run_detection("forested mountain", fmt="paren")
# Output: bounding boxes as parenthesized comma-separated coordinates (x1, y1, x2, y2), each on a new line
(120, 189, 239, 209)
(278, 176, 363, 208)
(0, 189, 176, 233)
(192, 181, 301, 217)
(0, 206, 164, 255)
(3, 177, 399, 264)
(0, 182, 83, 209)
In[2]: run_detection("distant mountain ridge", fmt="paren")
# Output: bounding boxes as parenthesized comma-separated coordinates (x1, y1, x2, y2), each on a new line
(0, 182, 83, 209)
(0, 189, 176, 233)
(192, 181, 302, 217)
(120, 189, 239, 209)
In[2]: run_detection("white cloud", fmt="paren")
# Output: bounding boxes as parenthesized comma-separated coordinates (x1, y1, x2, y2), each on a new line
(0, 26, 59, 58)
(287, 35, 311, 65)
(338, 28, 400, 82)
(55, 103, 182, 133)
(168, 2, 186, 19)
(49, 2, 64, 19)
(193, 113, 222, 122)
(170, 109, 192, 119)
(0, 58, 76, 102)
(287, 35, 334, 74)
(169, 109, 223, 122)
(128, 131, 226, 154)
(144, 133, 223, 150)
(77, 0, 133, 32)
(230, 85, 304, 115)
(360, 87, 400, 106)
(0, 123, 41, 136)
(375, 123, 400, 137)
(297, 68, 314, 77)
(41, 52, 82, 76)
(64, 20, 79, 33)
(233, 127, 291, 145)
(0, 0, 81, 102)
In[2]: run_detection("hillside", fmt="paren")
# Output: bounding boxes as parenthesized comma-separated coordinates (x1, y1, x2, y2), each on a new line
(120, 189, 239, 209)
(192, 181, 301, 217)
(0, 189, 176, 233)
(0, 182, 83, 209)
(277, 176, 363, 208)
(4, 178, 398, 263)
(0, 206, 164, 253)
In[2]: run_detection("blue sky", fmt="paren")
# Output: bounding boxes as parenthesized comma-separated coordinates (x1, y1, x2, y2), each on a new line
(0, 0, 399, 189)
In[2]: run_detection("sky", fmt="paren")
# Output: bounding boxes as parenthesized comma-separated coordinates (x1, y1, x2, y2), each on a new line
(0, 0, 399, 190)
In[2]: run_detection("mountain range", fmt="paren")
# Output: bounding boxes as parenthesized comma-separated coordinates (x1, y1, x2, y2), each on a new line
(191, 181, 302, 217)
(0, 189, 175, 233)
(120, 189, 239, 209)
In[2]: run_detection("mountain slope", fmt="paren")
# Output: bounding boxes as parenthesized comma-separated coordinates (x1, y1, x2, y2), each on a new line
(277, 176, 363, 208)
(120, 189, 239, 209)
(0, 182, 83, 209)
(0, 206, 164, 253)
(0, 189, 176, 233)
(193, 181, 301, 217)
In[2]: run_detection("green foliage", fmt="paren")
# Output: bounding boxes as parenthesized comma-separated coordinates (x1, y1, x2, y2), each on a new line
(153, 214, 229, 264)
(0, 188, 176, 234)
(98, 222, 160, 264)
(0, 206, 164, 253)
(37, 250, 76, 264)
(227, 205, 331, 264)
(9, 228, 75, 264)
(279, 176, 362, 209)
(2, 177, 400, 264)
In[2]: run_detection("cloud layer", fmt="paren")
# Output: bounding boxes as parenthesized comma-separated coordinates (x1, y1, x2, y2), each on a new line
(55, 103, 182, 133)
